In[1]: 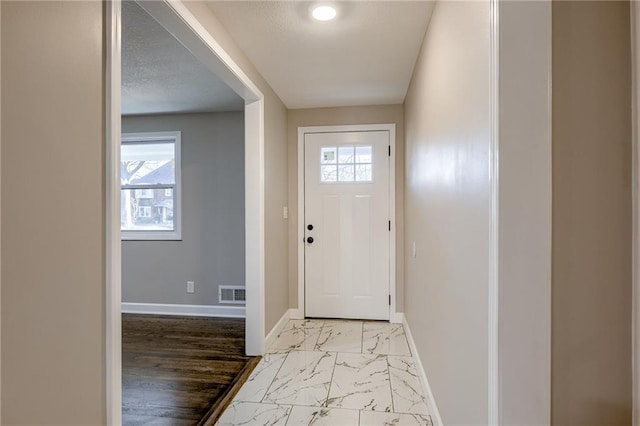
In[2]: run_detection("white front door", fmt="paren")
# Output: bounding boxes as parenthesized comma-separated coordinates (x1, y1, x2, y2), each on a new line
(304, 130, 390, 320)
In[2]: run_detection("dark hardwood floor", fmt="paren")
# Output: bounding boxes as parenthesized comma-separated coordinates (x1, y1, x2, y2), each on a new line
(122, 314, 258, 425)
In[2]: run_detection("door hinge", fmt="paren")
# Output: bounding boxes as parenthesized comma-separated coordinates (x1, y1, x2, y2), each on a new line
(388, 145, 391, 157)
(388, 220, 391, 231)
(389, 295, 391, 306)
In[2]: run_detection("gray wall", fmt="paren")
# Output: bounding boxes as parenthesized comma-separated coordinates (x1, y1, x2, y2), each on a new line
(122, 112, 245, 306)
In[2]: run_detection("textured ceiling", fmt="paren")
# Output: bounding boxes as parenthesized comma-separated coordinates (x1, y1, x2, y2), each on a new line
(122, 1, 244, 116)
(206, 1, 435, 109)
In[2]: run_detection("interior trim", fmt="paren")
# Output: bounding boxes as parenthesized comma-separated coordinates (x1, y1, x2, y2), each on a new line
(106, 0, 267, 422)
(488, 0, 501, 422)
(632, 2, 639, 424)
(264, 308, 293, 350)
(105, 2, 123, 424)
(122, 302, 246, 318)
(403, 314, 443, 426)
(135, 0, 266, 356)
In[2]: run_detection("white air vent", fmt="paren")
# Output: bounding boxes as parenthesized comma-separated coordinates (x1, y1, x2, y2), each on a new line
(219, 286, 246, 304)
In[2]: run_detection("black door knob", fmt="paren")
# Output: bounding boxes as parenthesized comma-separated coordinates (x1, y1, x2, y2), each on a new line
(306, 237, 314, 244)
(307, 224, 314, 231)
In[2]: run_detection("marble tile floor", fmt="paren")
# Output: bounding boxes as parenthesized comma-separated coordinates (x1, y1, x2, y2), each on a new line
(216, 319, 433, 426)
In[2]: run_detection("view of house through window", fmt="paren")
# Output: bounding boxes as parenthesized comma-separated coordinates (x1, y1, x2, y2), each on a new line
(121, 132, 181, 240)
(320, 145, 373, 183)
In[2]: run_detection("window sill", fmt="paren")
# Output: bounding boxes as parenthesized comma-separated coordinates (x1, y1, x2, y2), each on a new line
(121, 231, 182, 241)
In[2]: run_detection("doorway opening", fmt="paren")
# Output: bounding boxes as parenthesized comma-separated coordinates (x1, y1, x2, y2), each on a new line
(106, 1, 266, 423)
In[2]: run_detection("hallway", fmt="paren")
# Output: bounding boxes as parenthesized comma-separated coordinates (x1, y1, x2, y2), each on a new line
(217, 319, 433, 425)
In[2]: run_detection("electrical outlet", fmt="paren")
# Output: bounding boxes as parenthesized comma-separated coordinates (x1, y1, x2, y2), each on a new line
(283, 206, 289, 219)
(187, 281, 195, 293)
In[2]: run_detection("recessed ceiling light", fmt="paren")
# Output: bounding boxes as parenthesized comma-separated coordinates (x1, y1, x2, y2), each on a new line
(312, 5, 337, 21)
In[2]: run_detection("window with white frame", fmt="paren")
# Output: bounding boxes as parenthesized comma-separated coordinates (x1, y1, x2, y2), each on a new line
(121, 131, 181, 240)
(138, 206, 152, 218)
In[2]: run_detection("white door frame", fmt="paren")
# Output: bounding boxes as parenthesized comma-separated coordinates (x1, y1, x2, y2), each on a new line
(106, 1, 266, 423)
(633, 3, 640, 424)
(297, 124, 398, 322)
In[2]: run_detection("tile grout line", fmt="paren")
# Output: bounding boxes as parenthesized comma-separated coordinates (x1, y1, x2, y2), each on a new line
(314, 320, 328, 351)
(386, 354, 396, 414)
(311, 319, 325, 351)
(401, 323, 413, 357)
(260, 322, 293, 404)
(283, 403, 294, 425)
(260, 354, 289, 403)
(324, 350, 340, 409)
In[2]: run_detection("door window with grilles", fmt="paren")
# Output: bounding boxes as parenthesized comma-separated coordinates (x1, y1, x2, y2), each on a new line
(320, 145, 373, 183)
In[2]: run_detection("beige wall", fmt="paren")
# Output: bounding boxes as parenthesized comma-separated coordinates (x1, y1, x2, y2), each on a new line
(0, 1, 290, 422)
(498, 2, 552, 424)
(287, 105, 404, 312)
(552, 2, 633, 424)
(183, 2, 289, 333)
(403, 2, 491, 424)
(1, 2, 105, 424)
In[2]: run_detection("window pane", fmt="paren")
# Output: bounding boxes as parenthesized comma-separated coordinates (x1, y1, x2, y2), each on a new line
(121, 142, 175, 185)
(136, 188, 153, 199)
(321, 165, 337, 182)
(338, 164, 355, 181)
(355, 164, 373, 182)
(121, 188, 175, 232)
(355, 146, 373, 163)
(338, 146, 355, 164)
(321, 147, 337, 164)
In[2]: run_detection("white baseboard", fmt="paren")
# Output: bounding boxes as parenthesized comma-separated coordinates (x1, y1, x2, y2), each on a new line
(390, 312, 405, 324)
(289, 308, 304, 320)
(265, 308, 293, 351)
(403, 315, 443, 426)
(122, 302, 245, 318)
